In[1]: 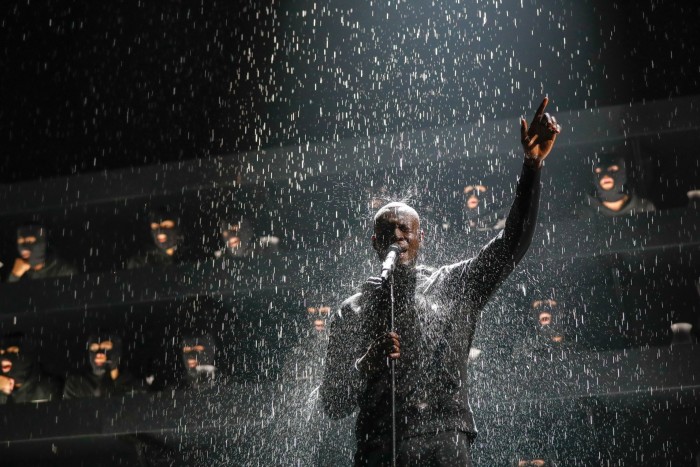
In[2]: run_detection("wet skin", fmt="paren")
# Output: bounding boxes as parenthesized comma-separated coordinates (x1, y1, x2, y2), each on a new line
(371, 203, 423, 269)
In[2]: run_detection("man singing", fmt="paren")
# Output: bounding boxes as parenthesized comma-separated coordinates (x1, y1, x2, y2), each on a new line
(320, 97, 561, 466)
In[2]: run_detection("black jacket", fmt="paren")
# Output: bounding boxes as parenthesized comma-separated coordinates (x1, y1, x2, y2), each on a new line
(578, 192, 655, 218)
(320, 162, 541, 448)
(6, 255, 77, 283)
(0, 369, 62, 404)
(63, 370, 144, 399)
(125, 247, 180, 269)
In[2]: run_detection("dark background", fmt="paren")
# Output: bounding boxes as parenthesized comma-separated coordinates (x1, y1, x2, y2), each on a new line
(1, 0, 698, 182)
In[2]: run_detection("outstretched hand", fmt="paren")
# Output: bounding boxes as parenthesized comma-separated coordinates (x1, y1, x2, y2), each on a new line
(520, 97, 561, 167)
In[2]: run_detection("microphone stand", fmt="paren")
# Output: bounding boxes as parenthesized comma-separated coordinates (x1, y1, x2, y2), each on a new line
(390, 275, 397, 467)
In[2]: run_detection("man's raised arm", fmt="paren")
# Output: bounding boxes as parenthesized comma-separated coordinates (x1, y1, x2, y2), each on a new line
(461, 97, 561, 305)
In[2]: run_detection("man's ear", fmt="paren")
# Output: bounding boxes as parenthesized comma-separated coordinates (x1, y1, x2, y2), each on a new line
(419, 230, 425, 244)
(371, 234, 379, 254)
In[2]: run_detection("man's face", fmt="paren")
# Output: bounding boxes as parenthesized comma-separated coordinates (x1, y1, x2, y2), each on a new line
(595, 164, 620, 191)
(150, 220, 176, 246)
(464, 185, 487, 210)
(0, 343, 33, 389)
(307, 306, 331, 332)
(88, 340, 114, 368)
(221, 223, 243, 249)
(532, 299, 564, 343)
(0, 345, 19, 376)
(181, 336, 216, 374)
(372, 205, 423, 268)
(17, 236, 37, 260)
(182, 344, 206, 369)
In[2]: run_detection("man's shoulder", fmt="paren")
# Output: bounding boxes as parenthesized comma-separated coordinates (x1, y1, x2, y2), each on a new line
(17, 371, 62, 402)
(421, 260, 471, 278)
(417, 260, 474, 294)
(628, 195, 656, 213)
(41, 255, 78, 276)
(65, 370, 96, 386)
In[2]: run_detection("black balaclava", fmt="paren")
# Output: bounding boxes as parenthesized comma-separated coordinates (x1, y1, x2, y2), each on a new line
(593, 154, 628, 203)
(181, 334, 217, 385)
(148, 208, 181, 252)
(87, 334, 122, 377)
(0, 337, 36, 386)
(17, 224, 47, 267)
(307, 305, 331, 333)
(533, 300, 565, 344)
(463, 184, 488, 213)
(220, 218, 254, 257)
(461, 184, 496, 230)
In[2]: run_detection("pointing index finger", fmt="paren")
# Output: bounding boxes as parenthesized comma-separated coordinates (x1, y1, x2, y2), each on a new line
(533, 96, 548, 121)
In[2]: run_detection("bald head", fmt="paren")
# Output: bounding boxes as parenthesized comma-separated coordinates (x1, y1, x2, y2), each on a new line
(373, 202, 420, 226)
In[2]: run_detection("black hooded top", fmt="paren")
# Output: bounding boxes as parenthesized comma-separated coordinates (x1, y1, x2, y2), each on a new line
(0, 338, 62, 404)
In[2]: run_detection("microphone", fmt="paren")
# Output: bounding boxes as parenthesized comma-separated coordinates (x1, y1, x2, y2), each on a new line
(380, 244, 402, 282)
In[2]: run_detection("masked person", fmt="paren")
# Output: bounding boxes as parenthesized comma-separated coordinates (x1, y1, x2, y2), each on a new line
(214, 218, 255, 259)
(126, 208, 185, 269)
(459, 183, 508, 232)
(63, 334, 143, 399)
(532, 299, 565, 345)
(7, 223, 77, 282)
(0, 335, 62, 404)
(307, 305, 331, 334)
(179, 334, 218, 391)
(321, 98, 560, 466)
(578, 154, 655, 218)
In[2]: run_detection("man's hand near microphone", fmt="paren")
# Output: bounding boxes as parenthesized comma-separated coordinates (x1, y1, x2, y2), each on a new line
(355, 243, 403, 374)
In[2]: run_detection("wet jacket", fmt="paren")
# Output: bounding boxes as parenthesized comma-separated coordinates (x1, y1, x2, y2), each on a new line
(321, 162, 541, 448)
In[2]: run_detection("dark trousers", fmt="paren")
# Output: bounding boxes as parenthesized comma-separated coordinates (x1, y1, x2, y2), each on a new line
(354, 431, 472, 467)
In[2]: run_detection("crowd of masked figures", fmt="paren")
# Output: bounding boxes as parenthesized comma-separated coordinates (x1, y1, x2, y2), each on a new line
(1, 152, 699, 465)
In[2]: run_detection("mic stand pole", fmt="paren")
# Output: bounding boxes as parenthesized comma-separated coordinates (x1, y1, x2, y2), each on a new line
(390, 275, 397, 467)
